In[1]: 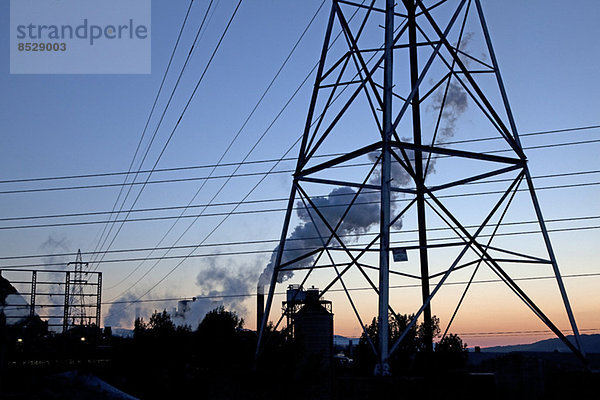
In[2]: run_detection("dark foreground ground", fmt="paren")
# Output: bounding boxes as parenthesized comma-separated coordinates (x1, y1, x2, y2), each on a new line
(2, 352, 599, 400)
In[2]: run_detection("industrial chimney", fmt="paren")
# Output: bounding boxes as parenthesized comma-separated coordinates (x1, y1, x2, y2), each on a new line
(257, 285, 264, 332)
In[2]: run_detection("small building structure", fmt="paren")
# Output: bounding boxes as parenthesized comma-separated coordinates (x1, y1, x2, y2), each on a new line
(283, 285, 333, 367)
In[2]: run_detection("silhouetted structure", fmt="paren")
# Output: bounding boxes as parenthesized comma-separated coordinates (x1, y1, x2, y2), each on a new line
(0, 266, 101, 333)
(284, 285, 333, 366)
(257, 0, 586, 375)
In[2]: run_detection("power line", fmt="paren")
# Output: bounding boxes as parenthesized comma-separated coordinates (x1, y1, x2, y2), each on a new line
(0, 121, 597, 188)
(86, 0, 198, 272)
(89, 0, 218, 269)
(99, 0, 373, 294)
(1, 169, 598, 223)
(1, 214, 598, 262)
(102, 1, 328, 290)
(4, 270, 598, 317)
(1, 133, 598, 196)
(94, 271, 600, 305)
(91, 0, 243, 270)
(1, 223, 599, 270)
(1, 180, 598, 231)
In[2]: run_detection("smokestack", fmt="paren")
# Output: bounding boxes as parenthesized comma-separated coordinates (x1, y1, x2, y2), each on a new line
(257, 285, 264, 332)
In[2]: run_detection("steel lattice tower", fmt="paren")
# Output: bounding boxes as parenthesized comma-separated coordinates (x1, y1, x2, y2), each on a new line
(67, 249, 89, 327)
(257, 0, 585, 373)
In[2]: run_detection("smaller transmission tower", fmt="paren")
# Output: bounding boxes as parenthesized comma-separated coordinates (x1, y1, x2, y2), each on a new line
(67, 250, 89, 326)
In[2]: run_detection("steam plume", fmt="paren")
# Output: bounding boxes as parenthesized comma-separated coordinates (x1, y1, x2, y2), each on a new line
(258, 157, 411, 288)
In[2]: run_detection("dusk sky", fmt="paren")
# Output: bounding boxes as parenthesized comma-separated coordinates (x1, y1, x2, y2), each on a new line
(1, 0, 599, 348)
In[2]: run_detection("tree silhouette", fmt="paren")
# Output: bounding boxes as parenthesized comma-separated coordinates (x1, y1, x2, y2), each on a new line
(436, 333, 467, 353)
(357, 313, 465, 373)
(195, 306, 251, 368)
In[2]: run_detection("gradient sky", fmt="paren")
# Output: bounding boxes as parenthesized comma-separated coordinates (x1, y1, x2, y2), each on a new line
(1, 1, 599, 348)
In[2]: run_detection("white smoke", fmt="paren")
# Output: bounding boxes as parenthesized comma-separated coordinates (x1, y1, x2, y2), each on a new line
(258, 155, 412, 288)
(105, 258, 258, 330)
(104, 293, 141, 328)
(432, 82, 468, 139)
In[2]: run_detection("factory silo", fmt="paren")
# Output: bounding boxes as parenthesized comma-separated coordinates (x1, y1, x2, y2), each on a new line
(284, 286, 333, 367)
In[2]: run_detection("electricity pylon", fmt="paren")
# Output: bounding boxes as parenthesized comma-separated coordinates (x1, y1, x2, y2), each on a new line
(256, 0, 585, 373)
(67, 249, 89, 327)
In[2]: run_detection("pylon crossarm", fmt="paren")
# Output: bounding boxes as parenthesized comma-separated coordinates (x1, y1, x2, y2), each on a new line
(299, 176, 416, 195)
(482, 244, 551, 264)
(428, 164, 522, 192)
(391, 141, 523, 165)
(299, 142, 382, 177)
(338, 0, 408, 18)
(357, 262, 421, 280)
(453, 47, 494, 70)
(414, 0, 449, 17)
(278, 248, 325, 271)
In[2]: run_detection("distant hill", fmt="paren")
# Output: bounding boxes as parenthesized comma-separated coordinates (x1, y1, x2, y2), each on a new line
(334, 335, 360, 347)
(333, 333, 600, 354)
(483, 334, 600, 353)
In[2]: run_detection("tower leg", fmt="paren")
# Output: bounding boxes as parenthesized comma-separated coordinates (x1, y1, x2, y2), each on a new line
(375, 0, 395, 376)
(407, 0, 433, 353)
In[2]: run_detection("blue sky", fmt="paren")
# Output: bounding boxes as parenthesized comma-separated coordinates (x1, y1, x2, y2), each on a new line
(1, 0, 599, 346)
